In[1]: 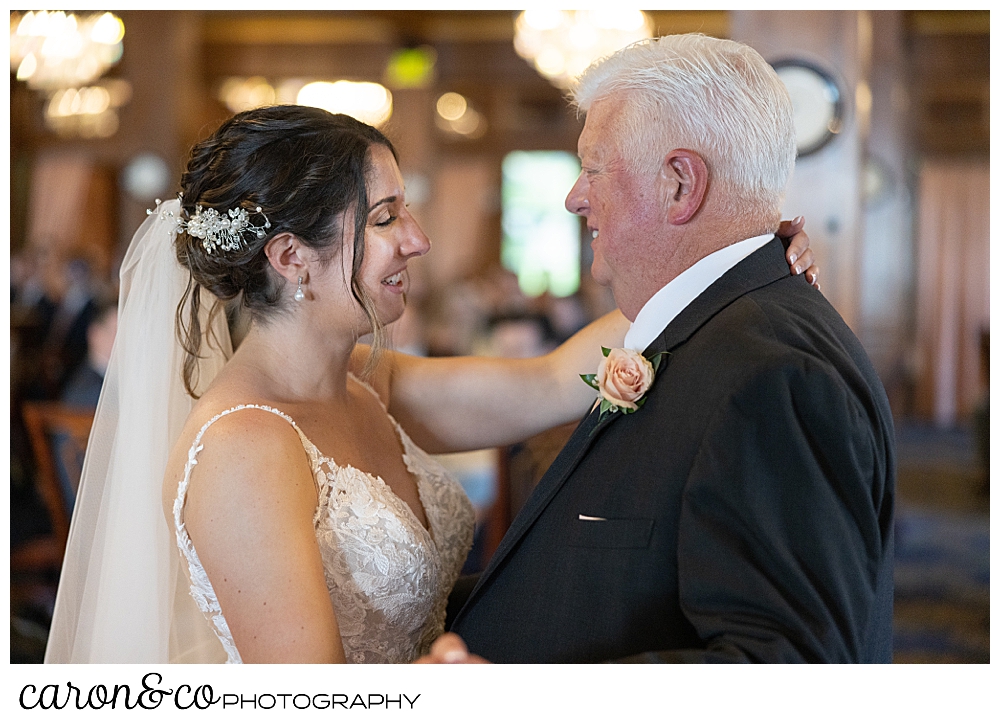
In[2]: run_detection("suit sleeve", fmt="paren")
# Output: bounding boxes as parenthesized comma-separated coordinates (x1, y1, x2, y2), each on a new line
(627, 360, 888, 663)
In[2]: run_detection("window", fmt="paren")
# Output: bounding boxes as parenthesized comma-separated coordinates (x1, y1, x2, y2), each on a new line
(501, 151, 581, 297)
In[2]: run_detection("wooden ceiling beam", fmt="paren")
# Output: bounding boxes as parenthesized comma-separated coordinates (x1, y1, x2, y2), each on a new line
(200, 10, 732, 47)
(907, 11, 989, 36)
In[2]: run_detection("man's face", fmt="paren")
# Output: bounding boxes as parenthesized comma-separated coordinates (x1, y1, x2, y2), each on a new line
(564, 98, 668, 319)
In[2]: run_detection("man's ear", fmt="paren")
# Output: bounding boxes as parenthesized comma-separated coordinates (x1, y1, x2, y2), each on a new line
(264, 232, 309, 285)
(661, 149, 709, 225)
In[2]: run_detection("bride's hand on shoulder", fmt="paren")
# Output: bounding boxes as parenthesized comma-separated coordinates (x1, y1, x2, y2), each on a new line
(778, 216, 820, 290)
(181, 408, 346, 663)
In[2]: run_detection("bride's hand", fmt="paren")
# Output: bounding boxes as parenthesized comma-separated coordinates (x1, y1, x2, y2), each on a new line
(779, 216, 820, 291)
(413, 633, 490, 664)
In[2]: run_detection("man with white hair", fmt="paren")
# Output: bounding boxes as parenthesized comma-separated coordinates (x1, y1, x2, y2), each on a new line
(437, 34, 895, 663)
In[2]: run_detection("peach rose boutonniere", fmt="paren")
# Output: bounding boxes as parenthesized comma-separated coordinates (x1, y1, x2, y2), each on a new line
(581, 347, 667, 425)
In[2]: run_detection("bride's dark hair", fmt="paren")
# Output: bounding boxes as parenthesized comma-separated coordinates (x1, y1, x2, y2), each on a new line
(175, 105, 397, 396)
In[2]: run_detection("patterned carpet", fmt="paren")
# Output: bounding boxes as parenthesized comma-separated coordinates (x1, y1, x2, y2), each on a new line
(893, 505, 990, 662)
(891, 423, 990, 663)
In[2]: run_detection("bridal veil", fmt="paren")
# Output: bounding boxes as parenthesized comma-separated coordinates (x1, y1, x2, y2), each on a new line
(45, 199, 230, 663)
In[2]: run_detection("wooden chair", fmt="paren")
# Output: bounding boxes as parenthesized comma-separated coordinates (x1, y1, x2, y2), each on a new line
(12, 402, 95, 573)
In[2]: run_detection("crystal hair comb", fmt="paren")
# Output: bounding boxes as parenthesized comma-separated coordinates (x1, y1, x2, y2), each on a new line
(148, 195, 271, 254)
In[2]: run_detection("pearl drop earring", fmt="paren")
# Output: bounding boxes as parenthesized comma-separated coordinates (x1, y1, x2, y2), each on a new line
(294, 276, 305, 302)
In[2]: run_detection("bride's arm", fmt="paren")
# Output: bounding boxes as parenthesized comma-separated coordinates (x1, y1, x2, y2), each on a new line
(375, 309, 628, 453)
(360, 223, 817, 454)
(181, 409, 346, 663)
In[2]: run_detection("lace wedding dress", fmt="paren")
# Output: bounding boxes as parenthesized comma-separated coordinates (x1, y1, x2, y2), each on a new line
(44, 201, 472, 664)
(172, 401, 475, 664)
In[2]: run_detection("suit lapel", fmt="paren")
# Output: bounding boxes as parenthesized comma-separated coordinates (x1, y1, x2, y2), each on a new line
(478, 404, 609, 577)
(457, 238, 794, 616)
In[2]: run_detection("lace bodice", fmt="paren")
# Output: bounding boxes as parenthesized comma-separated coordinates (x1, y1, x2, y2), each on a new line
(172, 400, 475, 664)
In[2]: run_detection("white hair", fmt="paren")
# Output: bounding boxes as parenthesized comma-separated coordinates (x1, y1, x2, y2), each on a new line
(572, 34, 796, 226)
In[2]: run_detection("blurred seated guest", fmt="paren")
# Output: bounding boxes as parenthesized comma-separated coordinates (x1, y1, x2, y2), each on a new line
(480, 266, 531, 317)
(481, 312, 558, 359)
(61, 299, 117, 407)
(44, 256, 98, 394)
(50, 300, 118, 512)
(11, 245, 58, 325)
(14, 249, 99, 400)
(11, 248, 58, 546)
(544, 293, 589, 343)
(11, 247, 43, 306)
(423, 282, 487, 356)
(11, 246, 60, 398)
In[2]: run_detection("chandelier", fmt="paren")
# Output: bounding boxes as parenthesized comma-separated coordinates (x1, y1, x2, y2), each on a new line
(297, 81, 393, 127)
(514, 9, 653, 90)
(11, 11, 128, 138)
(217, 77, 394, 128)
(10, 11, 125, 91)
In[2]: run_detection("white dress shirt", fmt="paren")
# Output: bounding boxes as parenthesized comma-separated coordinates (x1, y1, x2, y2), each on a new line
(623, 233, 775, 352)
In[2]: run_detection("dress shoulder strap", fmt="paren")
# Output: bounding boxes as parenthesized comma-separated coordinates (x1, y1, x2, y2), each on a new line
(173, 404, 314, 528)
(189, 403, 301, 452)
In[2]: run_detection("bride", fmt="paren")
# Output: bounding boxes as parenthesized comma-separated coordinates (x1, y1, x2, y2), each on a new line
(44, 105, 816, 663)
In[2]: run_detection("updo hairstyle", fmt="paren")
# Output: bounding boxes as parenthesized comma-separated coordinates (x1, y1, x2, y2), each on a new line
(175, 105, 397, 396)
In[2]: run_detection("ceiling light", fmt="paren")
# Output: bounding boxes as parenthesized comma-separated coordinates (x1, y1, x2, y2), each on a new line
(297, 81, 393, 127)
(514, 10, 653, 90)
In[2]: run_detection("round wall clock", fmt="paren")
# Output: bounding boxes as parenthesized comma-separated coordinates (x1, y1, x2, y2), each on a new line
(772, 59, 844, 157)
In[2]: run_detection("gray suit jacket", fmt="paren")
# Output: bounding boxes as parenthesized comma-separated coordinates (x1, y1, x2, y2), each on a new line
(451, 238, 895, 662)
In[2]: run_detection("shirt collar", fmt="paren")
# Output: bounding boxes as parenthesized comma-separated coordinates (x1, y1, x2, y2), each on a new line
(623, 233, 775, 353)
